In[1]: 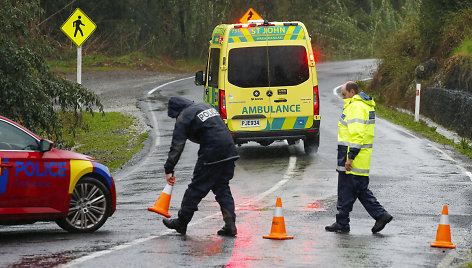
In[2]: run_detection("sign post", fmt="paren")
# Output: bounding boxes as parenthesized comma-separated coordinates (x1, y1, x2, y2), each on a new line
(60, 8, 96, 85)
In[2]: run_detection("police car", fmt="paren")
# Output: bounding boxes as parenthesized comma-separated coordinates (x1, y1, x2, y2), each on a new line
(195, 20, 320, 153)
(0, 116, 116, 233)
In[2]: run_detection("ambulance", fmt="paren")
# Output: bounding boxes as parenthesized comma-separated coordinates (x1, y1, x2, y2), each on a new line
(195, 20, 320, 153)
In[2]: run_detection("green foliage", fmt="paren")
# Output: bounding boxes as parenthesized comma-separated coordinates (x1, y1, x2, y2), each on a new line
(62, 112, 149, 172)
(369, 1, 472, 109)
(49, 52, 204, 73)
(368, 22, 421, 108)
(455, 36, 472, 57)
(0, 0, 103, 144)
(39, 0, 420, 61)
(418, 0, 469, 56)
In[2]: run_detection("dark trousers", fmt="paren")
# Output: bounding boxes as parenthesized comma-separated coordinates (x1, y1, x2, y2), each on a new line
(178, 160, 236, 224)
(336, 172, 387, 227)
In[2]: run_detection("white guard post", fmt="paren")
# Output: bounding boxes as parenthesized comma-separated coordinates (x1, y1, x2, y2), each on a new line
(415, 84, 421, 122)
(77, 46, 82, 84)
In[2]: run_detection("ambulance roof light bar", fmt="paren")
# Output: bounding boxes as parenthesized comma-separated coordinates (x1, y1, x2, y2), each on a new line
(234, 20, 273, 29)
(248, 20, 264, 24)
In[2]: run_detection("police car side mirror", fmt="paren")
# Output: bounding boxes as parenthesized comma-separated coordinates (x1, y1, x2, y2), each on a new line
(39, 139, 53, 153)
(195, 70, 205, 86)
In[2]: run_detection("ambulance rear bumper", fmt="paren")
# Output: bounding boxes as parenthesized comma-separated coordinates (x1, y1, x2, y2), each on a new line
(231, 121, 320, 145)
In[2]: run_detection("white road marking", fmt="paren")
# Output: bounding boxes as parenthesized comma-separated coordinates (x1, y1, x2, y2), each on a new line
(147, 76, 193, 95)
(61, 78, 298, 268)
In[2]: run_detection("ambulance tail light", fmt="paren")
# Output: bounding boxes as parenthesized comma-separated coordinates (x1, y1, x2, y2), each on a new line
(219, 90, 227, 119)
(313, 86, 319, 115)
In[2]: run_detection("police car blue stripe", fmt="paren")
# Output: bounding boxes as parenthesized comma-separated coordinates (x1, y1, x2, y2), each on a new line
(0, 158, 9, 193)
(92, 161, 112, 187)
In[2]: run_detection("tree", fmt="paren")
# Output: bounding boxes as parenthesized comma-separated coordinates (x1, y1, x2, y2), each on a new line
(0, 0, 103, 144)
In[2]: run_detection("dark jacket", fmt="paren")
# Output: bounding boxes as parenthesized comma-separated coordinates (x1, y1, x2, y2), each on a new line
(164, 96, 239, 174)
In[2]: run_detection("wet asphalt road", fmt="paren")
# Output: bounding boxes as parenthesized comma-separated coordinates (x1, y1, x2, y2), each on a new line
(1, 60, 471, 267)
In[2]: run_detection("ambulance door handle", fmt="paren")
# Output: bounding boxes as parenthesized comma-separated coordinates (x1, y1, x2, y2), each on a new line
(274, 99, 287, 103)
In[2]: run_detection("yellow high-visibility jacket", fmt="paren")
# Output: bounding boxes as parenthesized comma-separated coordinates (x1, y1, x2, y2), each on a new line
(337, 92, 375, 176)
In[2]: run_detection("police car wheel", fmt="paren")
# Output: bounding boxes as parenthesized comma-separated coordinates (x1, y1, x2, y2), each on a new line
(56, 177, 112, 233)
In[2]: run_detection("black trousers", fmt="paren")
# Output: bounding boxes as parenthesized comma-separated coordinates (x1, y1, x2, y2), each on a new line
(336, 172, 387, 227)
(178, 160, 236, 224)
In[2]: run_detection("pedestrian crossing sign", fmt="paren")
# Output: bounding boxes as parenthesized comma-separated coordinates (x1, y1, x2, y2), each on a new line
(61, 8, 96, 47)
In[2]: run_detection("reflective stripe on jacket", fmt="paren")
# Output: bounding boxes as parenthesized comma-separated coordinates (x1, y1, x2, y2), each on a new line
(337, 92, 375, 176)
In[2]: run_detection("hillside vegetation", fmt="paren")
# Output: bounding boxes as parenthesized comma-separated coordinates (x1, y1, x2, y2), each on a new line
(41, 0, 419, 61)
(368, 0, 472, 110)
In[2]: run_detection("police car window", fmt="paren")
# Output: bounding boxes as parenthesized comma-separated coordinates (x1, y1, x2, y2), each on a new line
(268, 46, 309, 86)
(208, 48, 220, 88)
(228, 47, 269, 88)
(0, 120, 39, 151)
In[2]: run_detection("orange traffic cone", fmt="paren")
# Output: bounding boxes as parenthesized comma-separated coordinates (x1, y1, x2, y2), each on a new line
(147, 177, 175, 218)
(263, 197, 294, 240)
(430, 205, 455, 248)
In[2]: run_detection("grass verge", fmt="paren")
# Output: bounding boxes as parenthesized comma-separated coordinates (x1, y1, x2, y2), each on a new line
(375, 105, 472, 159)
(62, 112, 149, 173)
(49, 52, 204, 73)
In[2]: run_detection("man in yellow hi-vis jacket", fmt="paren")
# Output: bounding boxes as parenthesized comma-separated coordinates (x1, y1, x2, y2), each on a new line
(326, 81, 392, 234)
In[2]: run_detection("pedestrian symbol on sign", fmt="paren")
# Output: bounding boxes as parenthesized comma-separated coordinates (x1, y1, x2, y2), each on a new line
(60, 8, 96, 47)
(73, 16, 85, 37)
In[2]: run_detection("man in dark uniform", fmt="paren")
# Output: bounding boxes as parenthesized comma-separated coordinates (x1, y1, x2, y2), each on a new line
(162, 96, 239, 236)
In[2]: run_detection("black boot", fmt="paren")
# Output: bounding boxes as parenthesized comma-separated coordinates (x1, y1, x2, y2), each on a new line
(372, 213, 393, 233)
(217, 208, 237, 237)
(325, 222, 350, 233)
(163, 218, 187, 235)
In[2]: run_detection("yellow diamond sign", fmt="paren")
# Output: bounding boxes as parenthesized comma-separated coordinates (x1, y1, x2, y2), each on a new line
(61, 8, 96, 47)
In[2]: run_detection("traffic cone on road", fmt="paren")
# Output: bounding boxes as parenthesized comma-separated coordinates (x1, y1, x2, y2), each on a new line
(263, 197, 294, 240)
(147, 177, 175, 218)
(430, 205, 456, 248)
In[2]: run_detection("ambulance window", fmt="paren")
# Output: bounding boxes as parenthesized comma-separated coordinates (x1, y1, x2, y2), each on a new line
(0, 120, 39, 151)
(268, 46, 309, 86)
(228, 47, 269, 88)
(208, 48, 220, 88)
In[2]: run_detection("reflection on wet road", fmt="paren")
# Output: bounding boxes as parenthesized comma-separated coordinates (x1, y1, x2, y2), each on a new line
(1, 60, 471, 267)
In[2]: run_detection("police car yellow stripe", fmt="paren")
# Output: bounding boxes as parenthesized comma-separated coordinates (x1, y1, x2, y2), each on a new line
(69, 160, 94, 194)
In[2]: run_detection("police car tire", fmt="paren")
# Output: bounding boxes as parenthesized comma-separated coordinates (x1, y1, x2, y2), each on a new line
(56, 176, 112, 233)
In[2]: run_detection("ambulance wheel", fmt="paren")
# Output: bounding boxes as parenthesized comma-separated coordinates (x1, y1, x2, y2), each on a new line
(56, 177, 112, 233)
(304, 135, 319, 154)
(258, 140, 273, 146)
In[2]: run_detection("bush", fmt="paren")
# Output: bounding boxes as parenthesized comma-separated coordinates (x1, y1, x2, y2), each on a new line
(0, 0, 103, 145)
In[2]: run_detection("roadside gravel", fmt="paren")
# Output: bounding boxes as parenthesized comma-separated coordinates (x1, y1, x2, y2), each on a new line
(65, 70, 184, 136)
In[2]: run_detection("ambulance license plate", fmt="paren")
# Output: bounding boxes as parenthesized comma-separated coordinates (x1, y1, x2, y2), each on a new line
(241, 119, 260, 128)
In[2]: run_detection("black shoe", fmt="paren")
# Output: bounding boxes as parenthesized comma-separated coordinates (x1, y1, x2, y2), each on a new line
(372, 213, 393, 233)
(163, 218, 187, 235)
(217, 223, 237, 237)
(325, 222, 350, 233)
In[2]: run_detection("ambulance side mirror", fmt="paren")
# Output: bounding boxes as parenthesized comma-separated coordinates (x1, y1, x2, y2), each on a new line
(195, 71, 205, 86)
(39, 139, 53, 153)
